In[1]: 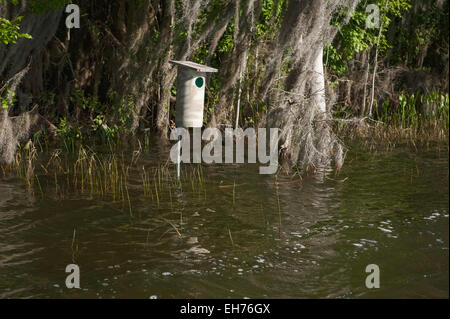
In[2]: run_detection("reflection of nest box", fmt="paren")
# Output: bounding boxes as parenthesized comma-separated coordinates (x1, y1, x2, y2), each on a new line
(169, 60, 218, 128)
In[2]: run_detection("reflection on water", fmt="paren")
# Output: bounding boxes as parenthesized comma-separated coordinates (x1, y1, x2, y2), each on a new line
(0, 143, 448, 298)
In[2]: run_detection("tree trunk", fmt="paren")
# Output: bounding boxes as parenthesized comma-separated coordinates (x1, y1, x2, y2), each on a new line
(264, 0, 358, 170)
(311, 46, 327, 113)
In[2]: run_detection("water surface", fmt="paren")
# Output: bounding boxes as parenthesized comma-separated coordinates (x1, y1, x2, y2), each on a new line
(0, 143, 448, 298)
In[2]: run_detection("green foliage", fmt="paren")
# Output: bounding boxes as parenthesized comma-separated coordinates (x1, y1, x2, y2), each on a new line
(0, 16, 32, 45)
(113, 93, 135, 131)
(254, 0, 286, 39)
(56, 116, 82, 152)
(324, 45, 347, 76)
(0, 89, 16, 110)
(217, 22, 234, 53)
(421, 92, 449, 129)
(67, 89, 136, 141)
(398, 93, 419, 128)
(193, 0, 224, 37)
(0, 0, 71, 45)
(92, 114, 117, 139)
(28, 0, 72, 14)
(327, 0, 411, 76)
(192, 42, 210, 64)
(152, 28, 160, 45)
(333, 103, 354, 119)
(376, 91, 449, 129)
(70, 89, 104, 117)
(387, 0, 449, 68)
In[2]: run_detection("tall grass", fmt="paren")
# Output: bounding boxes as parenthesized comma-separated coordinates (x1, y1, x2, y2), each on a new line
(376, 91, 449, 130)
(336, 90, 449, 149)
(1, 142, 207, 219)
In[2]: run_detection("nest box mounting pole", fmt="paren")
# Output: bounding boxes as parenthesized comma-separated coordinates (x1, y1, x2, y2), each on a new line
(177, 134, 181, 179)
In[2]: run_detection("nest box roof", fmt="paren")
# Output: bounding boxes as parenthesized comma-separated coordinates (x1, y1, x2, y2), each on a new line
(169, 60, 218, 73)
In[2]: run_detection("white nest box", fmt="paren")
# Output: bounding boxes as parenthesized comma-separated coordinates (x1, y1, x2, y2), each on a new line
(169, 60, 218, 128)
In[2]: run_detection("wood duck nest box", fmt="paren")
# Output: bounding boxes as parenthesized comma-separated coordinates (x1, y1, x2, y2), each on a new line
(169, 60, 218, 128)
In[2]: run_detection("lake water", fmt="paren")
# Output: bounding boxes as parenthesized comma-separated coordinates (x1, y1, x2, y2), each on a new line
(0, 141, 448, 298)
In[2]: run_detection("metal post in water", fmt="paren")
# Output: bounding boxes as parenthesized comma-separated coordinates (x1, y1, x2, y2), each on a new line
(177, 134, 181, 180)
